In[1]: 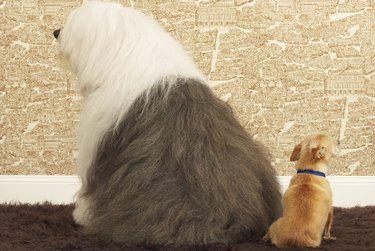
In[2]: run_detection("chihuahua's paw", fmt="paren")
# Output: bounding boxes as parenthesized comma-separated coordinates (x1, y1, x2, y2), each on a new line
(261, 234, 270, 243)
(323, 236, 337, 241)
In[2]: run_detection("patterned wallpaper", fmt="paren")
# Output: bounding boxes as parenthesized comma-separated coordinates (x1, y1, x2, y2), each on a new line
(1, 0, 374, 175)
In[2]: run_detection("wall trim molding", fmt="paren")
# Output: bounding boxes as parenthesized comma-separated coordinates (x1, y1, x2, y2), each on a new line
(1, 175, 374, 207)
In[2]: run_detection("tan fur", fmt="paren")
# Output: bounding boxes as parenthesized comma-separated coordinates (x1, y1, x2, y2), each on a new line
(262, 133, 337, 248)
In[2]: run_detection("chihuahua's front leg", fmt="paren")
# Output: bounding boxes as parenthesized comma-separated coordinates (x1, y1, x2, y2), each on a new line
(323, 207, 336, 240)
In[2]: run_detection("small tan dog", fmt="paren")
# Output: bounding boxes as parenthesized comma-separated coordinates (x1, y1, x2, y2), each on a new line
(262, 133, 338, 248)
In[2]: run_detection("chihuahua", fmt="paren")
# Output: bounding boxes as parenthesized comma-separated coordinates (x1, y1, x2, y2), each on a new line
(262, 133, 338, 248)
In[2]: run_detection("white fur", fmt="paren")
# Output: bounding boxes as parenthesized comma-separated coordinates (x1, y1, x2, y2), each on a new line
(58, 1, 204, 183)
(72, 196, 91, 225)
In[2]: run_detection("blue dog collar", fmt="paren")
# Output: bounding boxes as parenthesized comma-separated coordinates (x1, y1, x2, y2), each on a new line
(297, 169, 326, 177)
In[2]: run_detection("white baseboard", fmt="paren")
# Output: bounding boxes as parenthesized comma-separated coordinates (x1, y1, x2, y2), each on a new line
(0, 175, 81, 205)
(0, 175, 374, 207)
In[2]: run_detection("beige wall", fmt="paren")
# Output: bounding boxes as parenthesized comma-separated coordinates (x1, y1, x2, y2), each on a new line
(1, 0, 374, 175)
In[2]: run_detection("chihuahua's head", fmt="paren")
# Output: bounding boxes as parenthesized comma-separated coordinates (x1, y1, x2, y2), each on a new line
(290, 133, 339, 170)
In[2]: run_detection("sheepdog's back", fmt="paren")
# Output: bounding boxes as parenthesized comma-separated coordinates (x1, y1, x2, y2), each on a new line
(82, 78, 282, 246)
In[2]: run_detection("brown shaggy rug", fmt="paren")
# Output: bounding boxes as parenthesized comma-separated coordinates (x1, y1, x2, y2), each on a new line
(0, 203, 374, 251)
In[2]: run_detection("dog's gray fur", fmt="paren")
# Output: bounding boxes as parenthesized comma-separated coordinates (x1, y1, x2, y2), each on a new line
(81, 78, 282, 246)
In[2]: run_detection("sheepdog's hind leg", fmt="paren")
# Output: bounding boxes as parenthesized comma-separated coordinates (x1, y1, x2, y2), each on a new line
(73, 195, 91, 226)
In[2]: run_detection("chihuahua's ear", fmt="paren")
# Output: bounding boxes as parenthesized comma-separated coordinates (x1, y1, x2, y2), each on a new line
(312, 146, 326, 160)
(290, 144, 302, 161)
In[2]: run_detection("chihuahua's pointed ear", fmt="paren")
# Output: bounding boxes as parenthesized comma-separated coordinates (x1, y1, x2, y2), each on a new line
(290, 144, 302, 161)
(312, 146, 326, 160)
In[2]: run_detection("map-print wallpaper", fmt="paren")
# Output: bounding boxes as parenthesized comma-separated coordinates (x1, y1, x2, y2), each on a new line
(1, 0, 374, 175)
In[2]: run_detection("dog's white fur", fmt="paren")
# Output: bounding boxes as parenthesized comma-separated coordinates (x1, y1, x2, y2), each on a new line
(58, 1, 204, 223)
(59, 1, 204, 179)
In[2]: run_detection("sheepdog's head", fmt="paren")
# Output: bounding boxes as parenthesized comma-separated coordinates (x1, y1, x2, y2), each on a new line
(290, 133, 339, 169)
(53, 1, 202, 97)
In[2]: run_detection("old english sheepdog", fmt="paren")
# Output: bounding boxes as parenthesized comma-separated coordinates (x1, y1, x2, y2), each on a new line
(54, 0, 282, 246)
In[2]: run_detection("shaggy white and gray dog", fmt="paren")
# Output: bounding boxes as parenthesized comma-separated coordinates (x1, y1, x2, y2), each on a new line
(54, 0, 282, 246)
